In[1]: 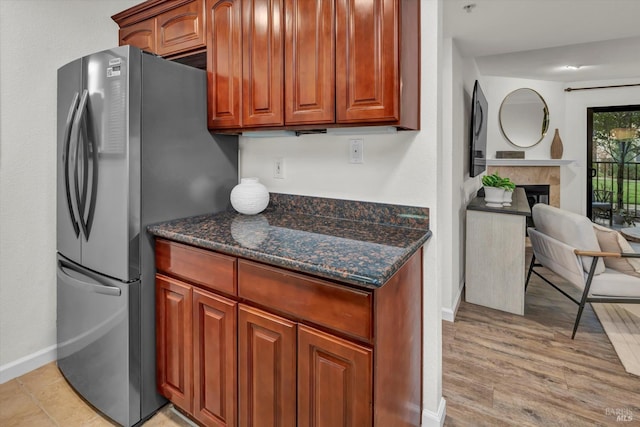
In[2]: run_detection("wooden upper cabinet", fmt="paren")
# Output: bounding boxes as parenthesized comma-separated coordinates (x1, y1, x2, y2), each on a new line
(115, 0, 419, 131)
(206, 0, 242, 129)
(119, 19, 156, 52)
(242, 0, 285, 127)
(156, 0, 206, 56)
(284, 0, 335, 125)
(114, 0, 206, 58)
(336, 0, 397, 124)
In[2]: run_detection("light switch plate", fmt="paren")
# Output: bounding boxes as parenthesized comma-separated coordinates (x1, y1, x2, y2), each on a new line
(274, 157, 285, 179)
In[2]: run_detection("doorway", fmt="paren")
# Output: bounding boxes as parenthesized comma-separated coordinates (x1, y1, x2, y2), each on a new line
(587, 105, 640, 227)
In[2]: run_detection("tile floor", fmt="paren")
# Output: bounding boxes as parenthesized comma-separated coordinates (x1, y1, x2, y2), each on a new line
(0, 362, 193, 427)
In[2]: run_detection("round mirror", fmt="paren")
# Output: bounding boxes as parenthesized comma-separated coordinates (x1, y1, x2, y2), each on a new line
(499, 88, 549, 147)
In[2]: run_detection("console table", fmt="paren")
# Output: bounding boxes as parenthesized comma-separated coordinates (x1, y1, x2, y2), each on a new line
(465, 188, 531, 315)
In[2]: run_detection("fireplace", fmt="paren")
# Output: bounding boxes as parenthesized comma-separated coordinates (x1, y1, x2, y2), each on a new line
(519, 184, 550, 206)
(518, 184, 550, 229)
(488, 165, 560, 207)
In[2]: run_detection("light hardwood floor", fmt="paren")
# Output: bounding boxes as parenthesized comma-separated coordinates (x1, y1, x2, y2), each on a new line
(444, 256, 640, 426)
(0, 363, 192, 427)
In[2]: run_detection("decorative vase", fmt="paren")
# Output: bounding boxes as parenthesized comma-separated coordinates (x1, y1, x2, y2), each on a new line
(550, 128, 563, 159)
(484, 186, 505, 207)
(502, 190, 514, 207)
(230, 178, 270, 215)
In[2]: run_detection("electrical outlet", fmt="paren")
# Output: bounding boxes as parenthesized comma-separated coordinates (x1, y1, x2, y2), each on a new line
(274, 157, 285, 179)
(349, 138, 364, 164)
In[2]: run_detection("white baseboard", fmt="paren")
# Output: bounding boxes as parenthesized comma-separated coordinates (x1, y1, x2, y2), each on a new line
(442, 282, 464, 322)
(422, 397, 446, 427)
(0, 345, 57, 384)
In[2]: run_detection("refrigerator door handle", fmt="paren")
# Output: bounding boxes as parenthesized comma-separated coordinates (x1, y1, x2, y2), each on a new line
(84, 106, 99, 239)
(70, 89, 91, 240)
(63, 92, 81, 237)
(57, 260, 122, 297)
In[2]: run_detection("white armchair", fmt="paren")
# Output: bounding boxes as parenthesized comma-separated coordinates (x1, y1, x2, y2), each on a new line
(526, 203, 640, 338)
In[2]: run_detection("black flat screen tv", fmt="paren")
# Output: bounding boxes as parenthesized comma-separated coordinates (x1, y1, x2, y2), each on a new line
(469, 80, 488, 177)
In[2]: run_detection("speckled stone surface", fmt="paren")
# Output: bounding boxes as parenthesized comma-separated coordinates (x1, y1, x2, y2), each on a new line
(148, 193, 431, 288)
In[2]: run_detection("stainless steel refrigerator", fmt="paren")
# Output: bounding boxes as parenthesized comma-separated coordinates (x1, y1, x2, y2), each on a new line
(56, 45, 238, 426)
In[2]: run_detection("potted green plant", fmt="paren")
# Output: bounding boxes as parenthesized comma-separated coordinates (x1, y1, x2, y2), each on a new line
(482, 173, 516, 207)
(500, 176, 516, 206)
(482, 173, 506, 207)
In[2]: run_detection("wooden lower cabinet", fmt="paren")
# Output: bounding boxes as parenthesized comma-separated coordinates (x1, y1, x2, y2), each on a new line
(156, 275, 193, 412)
(156, 274, 237, 426)
(193, 288, 237, 427)
(155, 239, 422, 427)
(298, 325, 373, 427)
(238, 305, 296, 427)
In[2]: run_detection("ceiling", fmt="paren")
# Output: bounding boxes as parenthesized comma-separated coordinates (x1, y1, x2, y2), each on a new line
(443, 0, 640, 82)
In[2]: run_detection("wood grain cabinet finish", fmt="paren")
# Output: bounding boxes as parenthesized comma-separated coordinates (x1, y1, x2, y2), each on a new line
(238, 259, 372, 342)
(284, 0, 335, 125)
(114, 0, 206, 58)
(156, 275, 193, 413)
(156, 239, 237, 296)
(155, 238, 423, 427)
(335, 0, 419, 127)
(242, 0, 285, 127)
(119, 19, 156, 52)
(156, 0, 206, 56)
(206, 0, 243, 129)
(115, 0, 419, 131)
(298, 325, 373, 427)
(193, 288, 237, 427)
(238, 305, 296, 427)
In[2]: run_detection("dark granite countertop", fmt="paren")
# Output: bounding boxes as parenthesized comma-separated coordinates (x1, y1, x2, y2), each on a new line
(148, 193, 431, 289)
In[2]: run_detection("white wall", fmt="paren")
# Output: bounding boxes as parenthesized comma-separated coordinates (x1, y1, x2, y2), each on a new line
(482, 76, 566, 160)
(440, 38, 471, 321)
(0, 0, 139, 382)
(239, 2, 446, 423)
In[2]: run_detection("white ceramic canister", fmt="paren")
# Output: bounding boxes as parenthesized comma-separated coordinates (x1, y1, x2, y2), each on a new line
(230, 177, 270, 215)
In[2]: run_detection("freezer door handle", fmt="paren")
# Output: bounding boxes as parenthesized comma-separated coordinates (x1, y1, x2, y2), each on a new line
(63, 92, 81, 237)
(57, 260, 121, 297)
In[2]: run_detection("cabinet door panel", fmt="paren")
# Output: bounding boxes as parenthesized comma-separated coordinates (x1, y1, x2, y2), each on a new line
(156, 0, 205, 56)
(336, 0, 398, 123)
(298, 325, 372, 427)
(207, 0, 243, 129)
(239, 305, 296, 427)
(242, 0, 284, 127)
(193, 288, 237, 427)
(156, 275, 193, 413)
(119, 19, 156, 52)
(284, 0, 335, 124)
